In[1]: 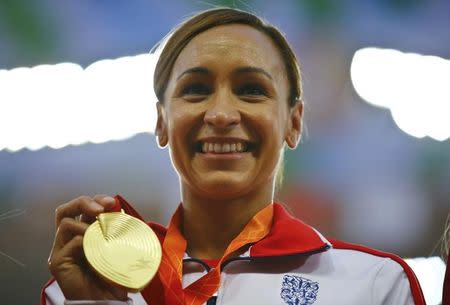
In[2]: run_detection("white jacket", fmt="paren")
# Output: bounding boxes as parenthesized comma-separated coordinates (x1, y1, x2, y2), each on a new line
(42, 196, 426, 305)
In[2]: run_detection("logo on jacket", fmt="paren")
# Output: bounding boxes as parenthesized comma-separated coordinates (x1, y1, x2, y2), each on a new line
(280, 275, 319, 305)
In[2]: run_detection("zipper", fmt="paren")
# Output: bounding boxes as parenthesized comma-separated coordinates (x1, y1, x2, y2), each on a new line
(206, 296, 217, 305)
(183, 258, 218, 305)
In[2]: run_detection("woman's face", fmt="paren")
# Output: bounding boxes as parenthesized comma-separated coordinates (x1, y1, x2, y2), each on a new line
(156, 24, 302, 199)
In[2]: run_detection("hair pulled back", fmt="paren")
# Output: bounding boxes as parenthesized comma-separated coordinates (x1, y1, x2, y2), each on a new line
(153, 7, 303, 107)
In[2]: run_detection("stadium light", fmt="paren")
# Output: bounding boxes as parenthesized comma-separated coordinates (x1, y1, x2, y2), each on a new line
(351, 47, 450, 141)
(0, 53, 159, 152)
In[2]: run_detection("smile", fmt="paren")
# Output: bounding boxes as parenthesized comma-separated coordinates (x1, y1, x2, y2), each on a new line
(201, 141, 247, 153)
(195, 139, 256, 154)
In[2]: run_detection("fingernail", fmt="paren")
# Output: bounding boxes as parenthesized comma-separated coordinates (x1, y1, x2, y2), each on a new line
(91, 202, 104, 211)
(102, 196, 116, 205)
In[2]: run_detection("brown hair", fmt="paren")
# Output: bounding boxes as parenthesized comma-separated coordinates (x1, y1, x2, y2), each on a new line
(153, 7, 303, 107)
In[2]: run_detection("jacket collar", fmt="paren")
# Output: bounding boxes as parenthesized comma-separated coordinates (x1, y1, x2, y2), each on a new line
(114, 195, 331, 258)
(249, 203, 330, 257)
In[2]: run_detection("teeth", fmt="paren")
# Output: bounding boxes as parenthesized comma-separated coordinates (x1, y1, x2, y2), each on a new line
(237, 142, 242, 152)
(214, 143, 221, 153)
(201, 141, 248, 153)
(223, 143, 230, 153)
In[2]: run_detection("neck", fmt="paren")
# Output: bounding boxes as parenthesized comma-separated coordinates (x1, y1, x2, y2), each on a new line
(180, 183, 274, 260)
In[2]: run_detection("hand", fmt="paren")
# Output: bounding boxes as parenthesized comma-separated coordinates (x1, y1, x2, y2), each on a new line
(48, 195, 128, 301)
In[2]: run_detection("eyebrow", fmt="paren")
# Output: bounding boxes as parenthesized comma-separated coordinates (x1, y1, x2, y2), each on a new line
(176, 67, 210, 80)
(176, 66, 273, 81)
(234, 66, 273, 80)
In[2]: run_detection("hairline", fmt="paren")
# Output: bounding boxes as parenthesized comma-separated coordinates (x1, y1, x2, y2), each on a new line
(153, 8, 302, 107)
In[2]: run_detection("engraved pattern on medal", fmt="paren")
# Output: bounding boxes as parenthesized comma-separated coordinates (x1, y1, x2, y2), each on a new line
(83, 212, 162, 291)
(129, 258, 153, 271)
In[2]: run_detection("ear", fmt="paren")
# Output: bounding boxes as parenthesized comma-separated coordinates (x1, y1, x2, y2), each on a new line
(155, 102, 168, 148)
(284, 100, 303, 149)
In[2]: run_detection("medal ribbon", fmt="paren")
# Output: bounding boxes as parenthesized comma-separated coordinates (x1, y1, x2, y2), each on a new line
(158, 204, 274, 305)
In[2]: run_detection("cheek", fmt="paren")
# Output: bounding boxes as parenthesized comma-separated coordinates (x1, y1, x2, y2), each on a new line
(170, 113, 189, 135)
(167, 105, 193, 137)
(252, 104, 286, 143)
(166, 105, 202, 157)
(167, 112, 193, 178)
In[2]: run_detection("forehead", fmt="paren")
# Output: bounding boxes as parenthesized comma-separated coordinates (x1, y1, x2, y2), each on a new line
(172, 24, 286, 77)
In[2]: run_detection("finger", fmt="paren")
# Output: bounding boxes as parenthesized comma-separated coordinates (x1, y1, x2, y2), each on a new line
(48, 218, 89, 268)
(80, 195, 116, 223)
(57, 235, 84, 261)
(55, 196, 104, 229)
(92, 194, 116, 209)
(48, 235, 85, 275)
(53, 217, 89, 250)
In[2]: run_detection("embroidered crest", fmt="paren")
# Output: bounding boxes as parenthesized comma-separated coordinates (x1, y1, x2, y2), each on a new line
(280, 275, 319, 305)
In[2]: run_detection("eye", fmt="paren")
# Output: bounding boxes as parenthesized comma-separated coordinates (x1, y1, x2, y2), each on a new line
(236, 84, 268, 97)
(181, 83, 211, 96)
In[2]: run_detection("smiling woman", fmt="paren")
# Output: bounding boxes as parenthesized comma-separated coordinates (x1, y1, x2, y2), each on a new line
(42, 7, 426, 305)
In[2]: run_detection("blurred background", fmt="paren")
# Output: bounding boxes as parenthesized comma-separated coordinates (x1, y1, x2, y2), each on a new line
(0, 0, 449, 304)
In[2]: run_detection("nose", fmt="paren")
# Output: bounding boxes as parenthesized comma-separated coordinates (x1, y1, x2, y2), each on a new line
(204, 90, 240, 128)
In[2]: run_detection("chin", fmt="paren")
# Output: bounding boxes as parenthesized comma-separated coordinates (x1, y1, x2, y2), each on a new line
(196, 177, 252, 200)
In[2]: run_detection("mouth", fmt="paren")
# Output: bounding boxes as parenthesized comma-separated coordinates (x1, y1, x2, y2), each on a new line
(194, 140, 256, 154)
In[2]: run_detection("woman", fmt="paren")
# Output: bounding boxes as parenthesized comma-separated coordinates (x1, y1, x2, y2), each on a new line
(42, 8, 426, 305)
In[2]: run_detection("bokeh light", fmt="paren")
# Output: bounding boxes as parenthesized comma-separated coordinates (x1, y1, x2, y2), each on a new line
(0, 53, 159, 152)
(351, 47, 450, 141)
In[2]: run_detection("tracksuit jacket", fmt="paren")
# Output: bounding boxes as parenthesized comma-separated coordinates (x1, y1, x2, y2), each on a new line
(41, 195, 426, 305)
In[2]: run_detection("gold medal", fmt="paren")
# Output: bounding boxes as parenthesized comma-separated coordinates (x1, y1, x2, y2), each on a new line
(83, 211, 162, 292)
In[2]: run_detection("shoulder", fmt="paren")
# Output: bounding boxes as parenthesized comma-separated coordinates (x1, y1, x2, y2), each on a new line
(329, 239, 418, 280)
(328, 239, 426, 305)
